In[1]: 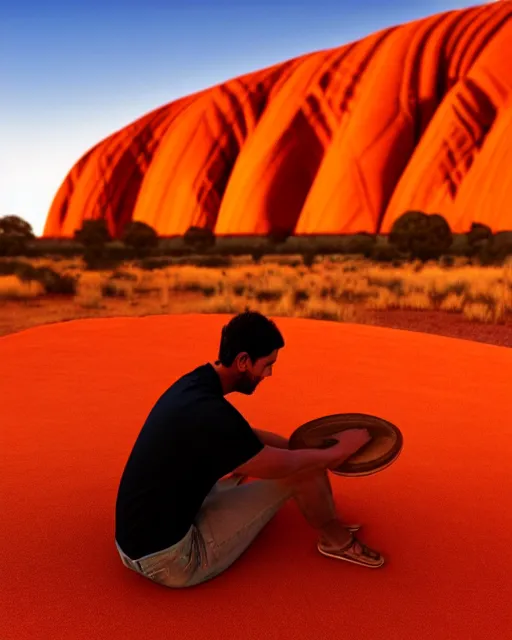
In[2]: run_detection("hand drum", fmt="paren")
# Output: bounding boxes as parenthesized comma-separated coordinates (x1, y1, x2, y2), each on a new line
(289, 413, 403, 476)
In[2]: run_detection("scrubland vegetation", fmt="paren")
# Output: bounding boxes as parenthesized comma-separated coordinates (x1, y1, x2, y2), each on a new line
(1, 212, 512, 337)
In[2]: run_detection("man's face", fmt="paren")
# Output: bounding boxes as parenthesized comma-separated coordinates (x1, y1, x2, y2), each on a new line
(235, 350, 279, 395)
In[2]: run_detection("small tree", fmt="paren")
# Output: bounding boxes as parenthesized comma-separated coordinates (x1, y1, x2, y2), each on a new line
(389, 211, 452, 261)
(0, 215, 35, 256)
(481, 231, 512, 265)
(74, 219, 112, 247)
(466, 222, 493, 258)
(121, 221, 158, 256)
(467, 222, 492, 245)
(183, 226, 215, 252)
(74, 219, 113, 270)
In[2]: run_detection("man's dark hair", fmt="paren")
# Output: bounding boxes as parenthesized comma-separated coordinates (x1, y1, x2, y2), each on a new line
(217, 311, 285, 367)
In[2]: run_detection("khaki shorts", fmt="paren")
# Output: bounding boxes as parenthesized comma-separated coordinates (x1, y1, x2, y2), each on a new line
(115, 476, 293, 588)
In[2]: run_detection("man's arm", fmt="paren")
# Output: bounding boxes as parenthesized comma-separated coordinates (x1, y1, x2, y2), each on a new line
(233, 442, 354, 480)
(253, 429, 289, 449)
(229, 430, 288, 481)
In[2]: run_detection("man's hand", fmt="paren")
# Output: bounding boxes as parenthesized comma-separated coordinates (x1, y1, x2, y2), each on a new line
(253, 429, 289, 449)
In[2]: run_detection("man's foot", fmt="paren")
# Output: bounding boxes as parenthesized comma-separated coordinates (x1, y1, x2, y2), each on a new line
(318, 533, 384, 568)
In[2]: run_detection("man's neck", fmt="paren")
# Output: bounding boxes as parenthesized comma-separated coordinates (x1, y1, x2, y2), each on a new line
(211, 361, 235, 395)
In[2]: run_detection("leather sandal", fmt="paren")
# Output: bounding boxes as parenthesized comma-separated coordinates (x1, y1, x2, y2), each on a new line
(317, 532, 384, 568)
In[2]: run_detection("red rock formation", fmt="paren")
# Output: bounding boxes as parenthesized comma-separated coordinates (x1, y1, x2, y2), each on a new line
(43, 2, 512, 238)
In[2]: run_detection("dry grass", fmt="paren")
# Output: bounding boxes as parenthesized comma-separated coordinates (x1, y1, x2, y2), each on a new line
(0, 275, 45, 299)
(2, 255, 512, 327)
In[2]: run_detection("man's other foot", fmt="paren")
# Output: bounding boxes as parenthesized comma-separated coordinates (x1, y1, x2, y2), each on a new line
(318, 533, 384, 568)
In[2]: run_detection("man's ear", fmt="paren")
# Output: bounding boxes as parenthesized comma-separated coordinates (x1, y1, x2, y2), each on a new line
(235, 352, 250, 371)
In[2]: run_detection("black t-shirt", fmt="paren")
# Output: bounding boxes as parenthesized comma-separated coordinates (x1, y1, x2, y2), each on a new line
(115, 363, 264, 560)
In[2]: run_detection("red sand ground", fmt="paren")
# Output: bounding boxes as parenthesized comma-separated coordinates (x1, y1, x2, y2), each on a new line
(2, 314, 512, 640)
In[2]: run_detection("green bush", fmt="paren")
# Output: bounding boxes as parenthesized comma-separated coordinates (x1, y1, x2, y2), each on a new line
(476, 231, 512, 265)
(0, 215, 34, 237)
(183, 226, 216, 252)
(23, 239, 84, 258)
(0, 235, 28, 256)
(15, 264, 77, 295)
(74, 219, 112, 247)
(491, 231, 512, 259)
(83, 246, 122, 271)
(0, 215, 35, 256)
(343, 233, 376, 257)
(121, 221, 158, 256)
(389, 211, 453, 261)
(370, 243, 403, 262)
(104, 241, 137, 261)
(0, 259, 29, 276)
(449, 234, 471, 257)
(467, 222, 492, 246)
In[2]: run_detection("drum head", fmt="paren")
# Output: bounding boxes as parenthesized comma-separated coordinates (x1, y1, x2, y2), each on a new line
(288, 413, 403, 477)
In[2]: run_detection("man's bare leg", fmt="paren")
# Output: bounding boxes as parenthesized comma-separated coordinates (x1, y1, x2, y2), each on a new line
(280, 468, 353, 549)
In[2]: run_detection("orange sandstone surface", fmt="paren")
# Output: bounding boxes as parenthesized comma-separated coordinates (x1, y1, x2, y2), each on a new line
(42, 4, 512, 240)
(43, 3, 512, 239)
(2, 314, 512, 639)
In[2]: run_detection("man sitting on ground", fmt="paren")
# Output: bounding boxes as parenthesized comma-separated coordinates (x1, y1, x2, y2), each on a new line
(115, 311, 384, 588)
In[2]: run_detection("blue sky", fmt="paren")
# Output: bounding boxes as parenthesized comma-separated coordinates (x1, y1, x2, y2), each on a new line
(1, 0, 488, 236)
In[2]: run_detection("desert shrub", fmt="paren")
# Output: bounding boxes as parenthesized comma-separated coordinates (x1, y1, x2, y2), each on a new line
(485, 231, 512, 264)
(370, 243, 402, 262)
(183, 226, 215, 252)
(343, 233, 376, 257)
(467, 222, 492, 246)
(0, 215, 35, 256)
(0, 235, 28, 256)
(389, 211, 453, 261)
(23, 239, 84, 258)
(83, 246, 123, 271)
(15, 264, 77, 295)
(465, 222, 494, 265)
(0, 215, 34, 237)
(450, 234, 471, 257)
(104, 241, 136, 261)
(464, 222, 494, 261)
(0, 259, 30, 276)
(293, 288, 310, 304)
(74, 219, 112, 247)
(121, 221, 158, 256)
